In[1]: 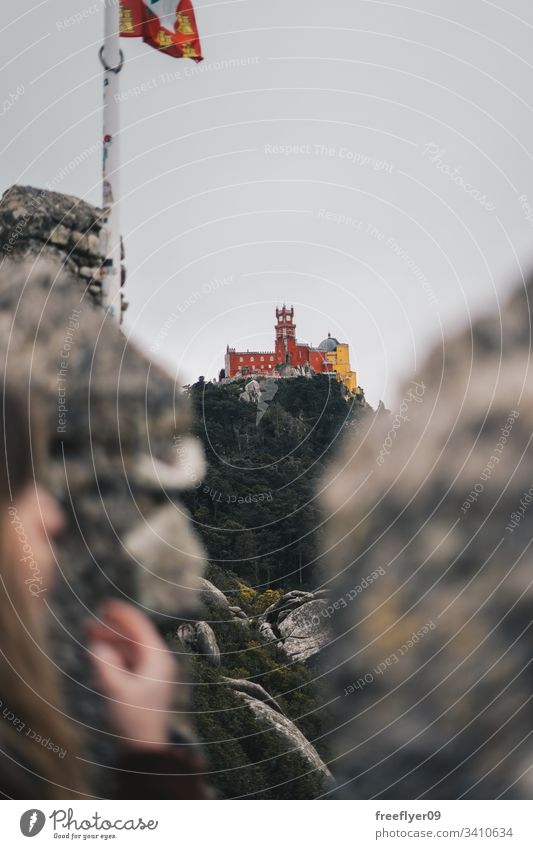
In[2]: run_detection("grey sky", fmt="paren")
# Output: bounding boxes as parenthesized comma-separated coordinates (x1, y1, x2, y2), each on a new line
(2, 0, 533, 406)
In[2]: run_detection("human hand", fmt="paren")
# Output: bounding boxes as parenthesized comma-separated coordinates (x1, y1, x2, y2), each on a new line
(87, 599, 177, 750)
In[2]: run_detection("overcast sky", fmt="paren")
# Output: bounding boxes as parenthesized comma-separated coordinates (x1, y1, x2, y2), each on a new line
(2, 0, 533, 406)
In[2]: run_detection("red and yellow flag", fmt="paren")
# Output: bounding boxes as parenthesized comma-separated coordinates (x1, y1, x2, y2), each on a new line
(120, 0, 202, 61)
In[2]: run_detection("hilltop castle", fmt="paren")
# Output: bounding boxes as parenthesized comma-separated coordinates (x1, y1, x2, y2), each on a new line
(225, 306, 359, 395)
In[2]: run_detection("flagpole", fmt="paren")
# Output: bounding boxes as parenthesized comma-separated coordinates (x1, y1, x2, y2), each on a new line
(99, 0, 123, 323)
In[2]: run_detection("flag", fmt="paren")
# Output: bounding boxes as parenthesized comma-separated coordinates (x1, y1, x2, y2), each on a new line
(120, 0, 202, 61)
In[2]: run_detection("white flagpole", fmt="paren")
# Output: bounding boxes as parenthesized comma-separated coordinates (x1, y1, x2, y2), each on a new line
(99, 0, 123, 322)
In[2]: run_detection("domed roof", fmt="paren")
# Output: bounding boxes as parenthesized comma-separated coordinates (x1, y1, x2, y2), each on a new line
(318, 333, 339, 352)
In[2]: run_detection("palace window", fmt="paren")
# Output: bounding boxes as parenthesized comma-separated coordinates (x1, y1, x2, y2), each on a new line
(239, 357, 243, 362)
(250, 357, 254, 362)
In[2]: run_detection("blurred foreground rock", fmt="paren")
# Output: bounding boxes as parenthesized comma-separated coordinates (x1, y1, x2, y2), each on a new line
(0, 186, 210, 791)
(322, 273, 533, 798)
(0, 185, 122, 311)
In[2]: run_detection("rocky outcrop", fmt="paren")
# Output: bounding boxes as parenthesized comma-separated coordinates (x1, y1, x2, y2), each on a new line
(196, 577, 231, 611)
(277, 599, 332, 663)
(236, 694, 333, 788)
(264, 589, 328, 620)
(228, 605, 248, 620)
(178, 622, 221, 666)
(263, 590, 332, 662)
(0, 248, 207, 786)
(259, 620, 278, 644)
(177, 575, 334, 793)
(222, 677, 284, 714)
(190, 586, 332, 661)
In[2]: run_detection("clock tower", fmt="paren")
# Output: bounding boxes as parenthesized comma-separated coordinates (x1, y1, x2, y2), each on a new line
(275, 305, 297, 365)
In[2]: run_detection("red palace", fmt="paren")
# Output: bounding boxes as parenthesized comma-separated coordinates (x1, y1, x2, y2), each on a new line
(225, 305, 334, 379)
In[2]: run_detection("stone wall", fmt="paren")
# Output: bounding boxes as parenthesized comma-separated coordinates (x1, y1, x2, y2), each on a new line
(0, 184, 125, 313)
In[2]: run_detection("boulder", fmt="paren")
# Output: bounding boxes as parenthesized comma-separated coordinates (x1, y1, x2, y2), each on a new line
(222, 677, 284, 714)
(259, 621, 278, 644)
(277, 608, 297, 625)
(237, 694, 333, 788)
(278, 599, 332, 662)
(178, 622, 221, 667)
(176, 622, 196, 648)
(264, 596, 304, 622)
(229, 605, 247, 620)
(283, 590, 313, 600)
(196, 577, 231, 612)
(261, 590, 333, 661)
(263, 590, 316, 622)
(195, 622, 221, 666)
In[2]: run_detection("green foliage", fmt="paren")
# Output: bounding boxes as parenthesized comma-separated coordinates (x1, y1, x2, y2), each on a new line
(251, 588, 283, 615)
(201, 606, 333, 756)
(183, 611, 333, 799)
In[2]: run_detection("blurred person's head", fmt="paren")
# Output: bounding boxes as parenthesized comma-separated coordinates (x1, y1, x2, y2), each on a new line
(0, 386, 87, 797)
(0, 261, 208, 796)
(321, 275, 533, 799)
